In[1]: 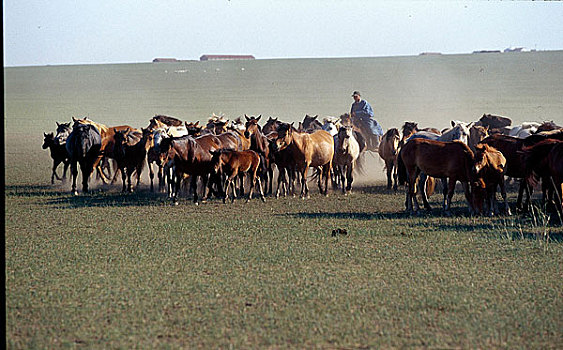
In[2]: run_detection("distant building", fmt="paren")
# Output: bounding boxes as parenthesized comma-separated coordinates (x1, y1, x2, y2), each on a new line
(504, 47, 531, 53)
(153, 58, 179, 63)
(200, 55, 255, 61)
(473, 50, 501, 54)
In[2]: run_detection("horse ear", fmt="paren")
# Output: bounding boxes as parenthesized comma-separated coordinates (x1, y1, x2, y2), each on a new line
(245, 114, 249, 121)
(72, 116, 77, 122)
(314, 115, 318, 120)
(467, 122, 474, 129)
(257, 115, 261, 121)
(114, 128, 118, 133)
(56, 122, 60, 127)
(451, 120, 456, 127)
(195, 121, 199, 126)
(44, 132, 48, 137)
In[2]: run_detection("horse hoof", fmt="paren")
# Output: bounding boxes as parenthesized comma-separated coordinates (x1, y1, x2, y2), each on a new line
(72, 191, 79, 196)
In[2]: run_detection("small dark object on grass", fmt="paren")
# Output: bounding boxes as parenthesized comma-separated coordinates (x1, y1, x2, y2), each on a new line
(331, 228, 348, 237)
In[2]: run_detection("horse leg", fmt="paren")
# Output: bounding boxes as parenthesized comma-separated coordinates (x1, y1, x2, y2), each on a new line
(120, 166, 127, 192)
(70, 161, 78, 195)
(51, 160, 60, 184)
(444, 179, 457, 215)
(419, 173, 432, 211)
(386, 160, 393, 189)
(256, 175, 266, 202)
(345, 163, 353, 194)
(62, 160, 70, 183)
(148, 162, 155, 192)
(325, 163, 332, 196)
(301, 167, 309, 199)
(80, 160, 91, 194)
(392, 158, 398, 191)
(461, 181, 474, 215)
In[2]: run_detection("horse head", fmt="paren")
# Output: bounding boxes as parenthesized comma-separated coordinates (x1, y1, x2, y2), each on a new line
(263, 116, 280, 134)
(272, 122, 294, 152)
(336, 126, 354, 153)
(42, 132, 55, 149)
(185, 121, 203, 136)
(54, 122, 72, 145)
(244, 115, 262, 138)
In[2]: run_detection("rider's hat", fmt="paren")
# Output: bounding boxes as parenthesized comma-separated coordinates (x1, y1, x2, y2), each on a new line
(352, 91, 361, 97)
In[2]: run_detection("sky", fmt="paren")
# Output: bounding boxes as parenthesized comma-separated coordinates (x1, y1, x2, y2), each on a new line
(3, 0, 563, 67)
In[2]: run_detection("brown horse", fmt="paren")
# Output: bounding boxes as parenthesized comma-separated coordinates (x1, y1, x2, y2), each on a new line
(522, 139, 563, 217)
(113, 128, 151, 192)
(244, 115, 274, 195)
(398, 139, 476, 214)
(211, 149, 265, 203)
(272, 122, 334, 198)
(472, 144, 511, 216)
(262, 117, 282, 135)
(479, 134, 531, 212)
(378, 128, 401, 190)
(158, 134, 222, 204)
(468, 125, 489, 153)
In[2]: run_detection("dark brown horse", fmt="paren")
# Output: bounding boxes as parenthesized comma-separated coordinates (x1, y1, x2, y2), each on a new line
(522, 139, 563, 217)
(479, 134, 531, 212)
(398, 139, 476, 214)
(113, 128, 151, 192)
(301, 114, 323, 133)
(66, 123, 102, 194)
(159, 134, 223, 204)
(244, 115, 275, 195)
(211, 149, 265, 203)
(42, 132, 70, 184)
(262, 117, 282, 135)
(272, 122, 334, 198)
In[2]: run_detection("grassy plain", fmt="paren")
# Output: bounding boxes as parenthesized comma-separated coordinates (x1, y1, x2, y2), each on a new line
(5, 52, 563, 348)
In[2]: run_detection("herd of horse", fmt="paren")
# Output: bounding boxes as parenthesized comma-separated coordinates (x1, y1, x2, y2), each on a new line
(42, 112, 563, 218)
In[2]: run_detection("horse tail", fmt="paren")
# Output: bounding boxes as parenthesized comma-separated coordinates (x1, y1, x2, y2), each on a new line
(354, 152, 367, 176)
(397, 148, 407, 185)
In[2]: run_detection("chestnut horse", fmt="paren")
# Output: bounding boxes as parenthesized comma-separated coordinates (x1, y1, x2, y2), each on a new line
(398, 139, 476, 214)
(272, 122, 334, 198)
(65, 123, 102, 195)
(472, 144, 510, 216)
(211, 149, 265, 203)
(378, 128, 401, 190)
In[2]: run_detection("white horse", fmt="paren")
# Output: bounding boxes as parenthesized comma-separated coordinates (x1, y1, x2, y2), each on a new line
(502, 122, 541, 138)
(333, 126, 362, 195)
(322, 117, 341, 137)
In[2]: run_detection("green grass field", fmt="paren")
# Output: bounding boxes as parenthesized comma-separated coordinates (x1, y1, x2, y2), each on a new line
(5, 52, 563, 348)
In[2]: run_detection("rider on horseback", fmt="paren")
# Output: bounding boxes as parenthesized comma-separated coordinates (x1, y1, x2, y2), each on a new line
(350, 91, 383, 150)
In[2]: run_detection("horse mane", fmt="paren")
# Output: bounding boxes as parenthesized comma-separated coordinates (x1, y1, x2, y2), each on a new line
(153, 115, 183, 127)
